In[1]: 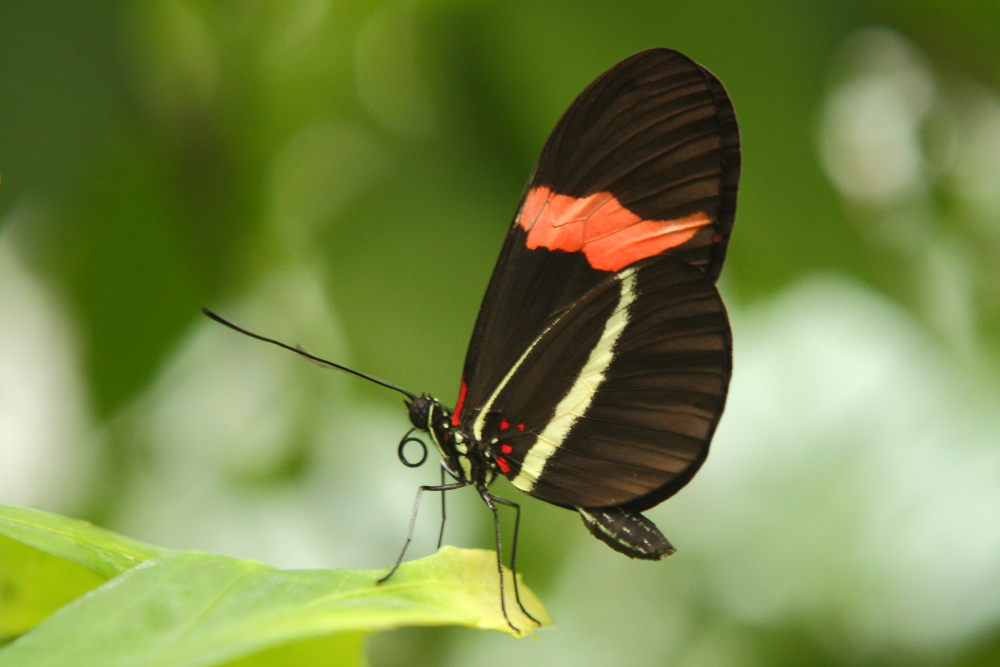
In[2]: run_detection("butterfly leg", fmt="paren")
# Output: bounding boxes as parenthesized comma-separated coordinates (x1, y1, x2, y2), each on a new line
(436, 462, 462, 550)
(478, 489, 519, 632)
(437, 465, 447, 550)
(486, 492, 540, 626)
(378, 480, 467, 584)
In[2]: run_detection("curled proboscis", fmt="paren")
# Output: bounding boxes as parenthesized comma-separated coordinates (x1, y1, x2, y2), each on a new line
(397, 428, 429, 468)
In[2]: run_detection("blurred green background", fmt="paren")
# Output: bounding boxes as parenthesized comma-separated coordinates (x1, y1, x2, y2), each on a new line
(2, 0, 1000, 665)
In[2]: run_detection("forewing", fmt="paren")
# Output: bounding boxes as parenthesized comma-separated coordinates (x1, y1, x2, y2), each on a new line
(473, 255, 731, 510)
(457, 49, 739, 426)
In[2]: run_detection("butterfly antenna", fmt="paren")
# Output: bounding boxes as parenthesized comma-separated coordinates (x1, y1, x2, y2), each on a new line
(202, 308, 417, 401)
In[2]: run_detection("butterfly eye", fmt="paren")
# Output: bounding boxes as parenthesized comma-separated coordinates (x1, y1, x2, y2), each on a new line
(407, 396, 433, 429)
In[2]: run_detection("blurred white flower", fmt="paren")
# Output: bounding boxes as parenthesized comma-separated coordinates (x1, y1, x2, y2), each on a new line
(817, 26, 1000, 361)
(819, 28, 936, 207)
(0, 204, 94, 512)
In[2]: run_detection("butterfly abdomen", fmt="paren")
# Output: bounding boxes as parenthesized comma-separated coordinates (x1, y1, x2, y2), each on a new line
(578, 506, 676, 560)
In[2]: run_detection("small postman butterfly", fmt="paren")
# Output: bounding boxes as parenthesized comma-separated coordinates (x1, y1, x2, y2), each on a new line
(206, 48, 739, 630)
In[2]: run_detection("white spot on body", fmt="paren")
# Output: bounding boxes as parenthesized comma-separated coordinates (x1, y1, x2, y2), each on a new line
(425, 403, 449, 459)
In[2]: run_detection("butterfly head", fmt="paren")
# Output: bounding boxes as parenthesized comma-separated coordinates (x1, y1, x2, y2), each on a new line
(406, 394, 437, 430)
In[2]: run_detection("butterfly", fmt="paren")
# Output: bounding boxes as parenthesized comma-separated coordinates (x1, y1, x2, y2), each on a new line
(206, 47, 739, 631)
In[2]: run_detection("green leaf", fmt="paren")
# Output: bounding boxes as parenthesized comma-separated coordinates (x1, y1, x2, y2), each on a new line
(0, 534, 106, 640)
(0, 546, 551, 666)
(0, 504, 164, 640)
(0, 504, 165, 578)
(0, 503, 551, 663)
(219, 631, 369, 667)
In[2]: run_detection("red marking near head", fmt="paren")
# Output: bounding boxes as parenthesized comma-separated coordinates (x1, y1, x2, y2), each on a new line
(496, 456, 511, 474)
(713, 234, 723, 243)
(517, 423, 525, 431)
(500, 418, 510, 431)
(500, 444, 513, 454)
(518, 186, 711, 272)
(452, 379, 467, 427)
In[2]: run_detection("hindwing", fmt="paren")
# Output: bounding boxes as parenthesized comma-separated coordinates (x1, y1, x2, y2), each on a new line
(471, 255, 731, 510)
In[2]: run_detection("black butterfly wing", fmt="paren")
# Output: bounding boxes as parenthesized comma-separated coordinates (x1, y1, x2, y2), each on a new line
(455, 49, 739, 427)
(469, 254, 731, 510)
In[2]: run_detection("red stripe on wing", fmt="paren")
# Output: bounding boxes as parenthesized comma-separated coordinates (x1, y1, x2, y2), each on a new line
(518, 186, 710, 272)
